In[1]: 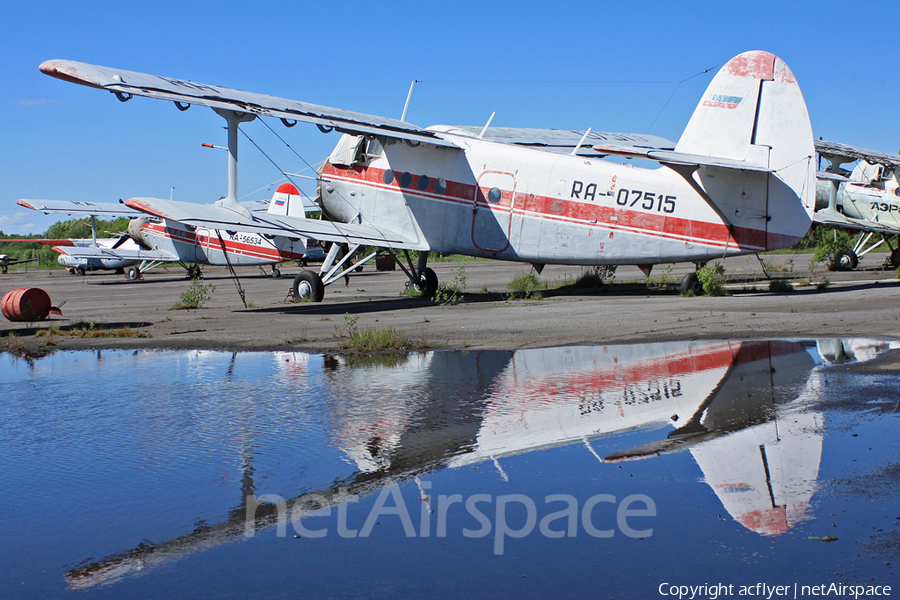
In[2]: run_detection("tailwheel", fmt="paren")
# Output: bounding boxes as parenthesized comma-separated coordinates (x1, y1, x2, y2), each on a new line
(680, 272, 703, 295)
(292, 270, 325, 302)
(415, 267, 439, 297)
(830, 249, 858, 271)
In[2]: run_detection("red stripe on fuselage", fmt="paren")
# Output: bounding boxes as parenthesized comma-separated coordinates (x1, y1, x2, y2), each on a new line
(141, 222, 306, 261)
(322, 163, 779, 252)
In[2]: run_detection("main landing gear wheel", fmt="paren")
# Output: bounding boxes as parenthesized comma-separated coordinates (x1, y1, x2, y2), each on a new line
(415, 267, 438, 297)
(126, 266, 140, 281)
(272, 267, 281, 279)
(890, 248, 900, 269)
(292, 270, 325, 302)
(77, 267, 86, 277)
(830, 248, 858, 271)
(680, 272, 703, 295)
(186, 265, 203, 279)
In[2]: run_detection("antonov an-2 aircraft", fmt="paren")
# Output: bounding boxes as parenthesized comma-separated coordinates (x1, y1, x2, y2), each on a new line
(39, 50, 816, 300)
(17, 183, 325, 281)
(813, 140, 900, 270)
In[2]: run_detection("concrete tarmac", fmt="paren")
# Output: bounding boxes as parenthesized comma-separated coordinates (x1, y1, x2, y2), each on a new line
(2, 253, 899, 355)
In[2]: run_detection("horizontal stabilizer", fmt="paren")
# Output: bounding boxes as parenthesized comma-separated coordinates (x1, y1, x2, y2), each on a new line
(591, 144, 773, 172)
(124, 197, 426, 250)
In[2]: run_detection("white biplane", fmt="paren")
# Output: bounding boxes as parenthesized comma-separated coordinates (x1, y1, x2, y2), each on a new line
(39, 50, 816, 299)
(17, 183, 325, 283)
(813, 139, 900, 270)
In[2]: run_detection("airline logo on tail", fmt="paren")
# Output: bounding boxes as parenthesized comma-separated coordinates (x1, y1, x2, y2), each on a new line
(272, 182, 299, 207)
(702, 94, 744, 109)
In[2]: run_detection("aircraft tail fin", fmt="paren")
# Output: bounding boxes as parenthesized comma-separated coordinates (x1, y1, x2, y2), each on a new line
(266, 183, 318, 218)
(675, 51, 816, 249)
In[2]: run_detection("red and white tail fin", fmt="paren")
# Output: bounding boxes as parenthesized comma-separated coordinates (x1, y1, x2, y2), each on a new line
(266, 183, 318, 217)
(677, 51, 816, 249)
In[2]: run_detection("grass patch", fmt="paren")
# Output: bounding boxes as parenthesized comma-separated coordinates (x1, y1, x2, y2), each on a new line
(434, 262, 467, 305)
(334, 313, 427, 353)
(698, 263, 728, 296)
(507, 272, 545, 300)
(768, 279, 793, 293)
(172, 278, 216, 310)
(1, 333, 25, 353)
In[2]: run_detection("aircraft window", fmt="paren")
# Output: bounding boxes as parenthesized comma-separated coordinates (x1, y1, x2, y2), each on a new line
(365, 138, 383, 159)
(400, 172, 412, 187)
(418, 175, 430, 191)
(383, 170, 395, 185)
(434, 178, 447, 194)
(488, 187, 502, 204)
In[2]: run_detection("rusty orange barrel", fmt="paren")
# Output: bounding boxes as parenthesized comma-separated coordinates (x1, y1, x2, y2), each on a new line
(1, 288, 53, 321)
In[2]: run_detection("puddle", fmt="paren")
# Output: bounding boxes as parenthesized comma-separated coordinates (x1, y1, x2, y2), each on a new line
(1, 340, 899, 598)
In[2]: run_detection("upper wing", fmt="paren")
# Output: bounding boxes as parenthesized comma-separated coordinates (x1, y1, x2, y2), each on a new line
(124, 197, 428, 250)
(18, 198, 140, 217)
(813, 210, 900, 236)
(429, 126, 675, 157)
(40, 59, 458, 148)
(52, 245, 178, 262)
(815, 140, 900, 169)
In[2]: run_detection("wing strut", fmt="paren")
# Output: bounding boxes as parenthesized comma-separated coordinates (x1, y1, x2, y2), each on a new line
(213, 108, 255, 218)
(215, 230, 248, 308)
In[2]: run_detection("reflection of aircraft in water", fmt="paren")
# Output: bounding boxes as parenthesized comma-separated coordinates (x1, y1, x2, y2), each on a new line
(65, 339, 894, 588)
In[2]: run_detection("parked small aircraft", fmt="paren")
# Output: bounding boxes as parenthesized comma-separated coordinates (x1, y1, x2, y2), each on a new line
(18, 183, 326, 282)
(39, 50, 816, 300)
(1, 214, 142, 275)
(814, 139, 900, 270)
(0, 253, 37, 274)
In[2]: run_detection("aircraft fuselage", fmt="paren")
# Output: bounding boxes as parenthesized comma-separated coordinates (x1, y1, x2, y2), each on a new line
(321, 131, 809, 266)
(132, 218, 321, 266)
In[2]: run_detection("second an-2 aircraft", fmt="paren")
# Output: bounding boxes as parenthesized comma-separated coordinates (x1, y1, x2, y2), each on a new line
(39, 50, 816, 300)
(17, 183, 325, 281)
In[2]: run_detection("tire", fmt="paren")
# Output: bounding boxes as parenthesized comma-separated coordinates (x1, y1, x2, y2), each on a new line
(292, 270, 325, 302)
(272, 267, 281, 279)
(126, 266, 140, 281)
(680, 272, 703, 295)
(830, 249, 858, 271)
(77, 267, 86, 276)
(416, 267, 439, 296)
(890, 248, 900, 269)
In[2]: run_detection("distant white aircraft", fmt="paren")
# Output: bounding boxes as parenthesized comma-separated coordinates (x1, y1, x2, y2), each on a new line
(0, 253, 37, 274)
(39, 50, 816, 299)
(814, 140, 900, 270)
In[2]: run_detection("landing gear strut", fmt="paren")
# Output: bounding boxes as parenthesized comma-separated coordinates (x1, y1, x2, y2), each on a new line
(396, 250, 439, 297)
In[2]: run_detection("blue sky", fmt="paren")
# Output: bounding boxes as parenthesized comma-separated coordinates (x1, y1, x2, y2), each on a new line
(2, 0, 898, 234)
